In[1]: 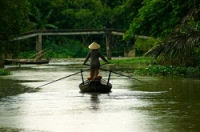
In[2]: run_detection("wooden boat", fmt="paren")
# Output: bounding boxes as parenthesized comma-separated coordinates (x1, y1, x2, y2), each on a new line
(79, 79, 112, 93)
(79, 70, 112, 93)
(4, 59, 50, 65)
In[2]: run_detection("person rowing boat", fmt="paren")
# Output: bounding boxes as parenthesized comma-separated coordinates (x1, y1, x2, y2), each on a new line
(83, 42, 109, 80)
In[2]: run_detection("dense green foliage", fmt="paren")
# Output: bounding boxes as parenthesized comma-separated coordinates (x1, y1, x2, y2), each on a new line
(29, 6, 58, 30)
(0, 0, 30, 58)
(110, 58, 200, 78)
(134, 37, 161, 56)
(124, 0, 199, 38)
(0, 0, 200, 68)
(110, 57, 152, 64)
(135, 65, 200, 78)
(40, 39, 90, 58)
(145, 4, 200, 67)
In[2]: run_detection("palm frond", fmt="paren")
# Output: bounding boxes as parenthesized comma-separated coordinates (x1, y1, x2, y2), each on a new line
(45, 24, 58, 29)
(146, 29, 200, 66)
(29, 6, 57, 30)
(33, 6, 42, 23)
(145, 5, 200, 66)
(44, 9, 53, 21)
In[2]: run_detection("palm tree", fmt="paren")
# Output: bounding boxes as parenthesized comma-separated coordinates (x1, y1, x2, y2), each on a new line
(29, 6, 58, 30)
(146, 5, 200, 67)
(29, 6, 58, 59)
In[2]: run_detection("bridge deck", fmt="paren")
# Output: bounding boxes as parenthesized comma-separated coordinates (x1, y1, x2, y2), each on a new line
(14, 29, 126, 40)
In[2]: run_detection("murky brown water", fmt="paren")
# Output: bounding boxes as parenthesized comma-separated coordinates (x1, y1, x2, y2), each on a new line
(0, 59, 200, 132)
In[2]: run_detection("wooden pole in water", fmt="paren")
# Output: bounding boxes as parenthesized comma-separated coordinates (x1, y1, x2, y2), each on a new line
(80, 70, 84, 84)
(105, 29, 112, 60)
(36, 33, 42, 60)
(107, 70, 112, 85)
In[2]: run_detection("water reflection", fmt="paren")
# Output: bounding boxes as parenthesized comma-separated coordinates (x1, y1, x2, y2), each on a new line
(90, 93, 100, 110)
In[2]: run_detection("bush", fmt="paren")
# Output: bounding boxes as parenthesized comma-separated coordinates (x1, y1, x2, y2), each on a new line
(135, 38, 161, 56)
(135, 64, 200, 78)
(0, 69, 12, 76)
(136, 65, 175, 76)
(185, 67, 200, 78)
(16, 38, 89, 59)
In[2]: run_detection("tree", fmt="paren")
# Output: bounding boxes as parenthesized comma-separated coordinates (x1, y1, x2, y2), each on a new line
(108, 0, 143, 29)
(0, 0, 30, 60)
(29, 6, 58, 30)
(145, 4, 200, 67)
(124, 0, 198, 40)
(58, 0, 107, 46)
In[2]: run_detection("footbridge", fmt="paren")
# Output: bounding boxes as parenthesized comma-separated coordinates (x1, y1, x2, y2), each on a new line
(14, 28, 150, 59)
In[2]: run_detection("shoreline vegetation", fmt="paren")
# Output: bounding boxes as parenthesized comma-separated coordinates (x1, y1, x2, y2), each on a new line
(1, 57, 200, 78)
(0, 69, 12, 76)
(109, 57, 200, 78)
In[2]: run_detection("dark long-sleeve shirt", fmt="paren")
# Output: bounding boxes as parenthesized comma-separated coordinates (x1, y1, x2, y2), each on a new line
(83, 49, 108, 68)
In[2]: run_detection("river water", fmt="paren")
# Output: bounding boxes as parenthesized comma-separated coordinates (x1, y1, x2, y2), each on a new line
(0, 59, 200, 132)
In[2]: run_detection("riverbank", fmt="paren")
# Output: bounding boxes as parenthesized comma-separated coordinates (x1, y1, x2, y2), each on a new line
(109, 57, 200, 78)
(1, 57, 200, 78)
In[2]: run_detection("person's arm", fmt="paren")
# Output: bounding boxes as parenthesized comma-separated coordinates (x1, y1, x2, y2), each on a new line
(83, 51, 90, 64)
(99, 51, 109, 63)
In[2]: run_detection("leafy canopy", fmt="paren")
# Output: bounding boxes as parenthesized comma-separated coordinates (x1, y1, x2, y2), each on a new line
(124, 0, 194, 39)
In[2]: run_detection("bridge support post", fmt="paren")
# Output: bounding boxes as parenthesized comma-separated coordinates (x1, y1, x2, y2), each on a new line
(105, 29, 112, 60)
(0, 60, 4, 68)
(36, 33, 42, 60)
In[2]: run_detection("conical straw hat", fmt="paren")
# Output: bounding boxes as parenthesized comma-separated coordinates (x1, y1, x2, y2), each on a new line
(88, 42, 100, 50)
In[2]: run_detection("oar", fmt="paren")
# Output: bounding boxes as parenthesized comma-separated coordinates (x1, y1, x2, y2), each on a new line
(34, 68, 90, 89)
(99, 67, 148, 84)
(83, 63, 148, 84)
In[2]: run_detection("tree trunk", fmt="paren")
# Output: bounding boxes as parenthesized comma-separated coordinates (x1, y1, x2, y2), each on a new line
(36, 34, 42, 60)
(105, 29, 112, 60)
(81, 35, 89, 47)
